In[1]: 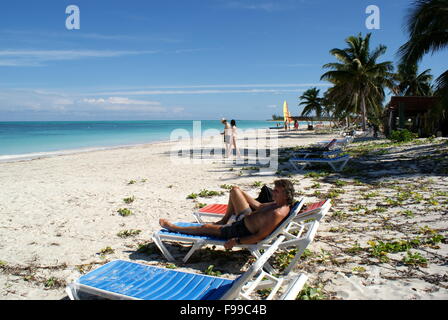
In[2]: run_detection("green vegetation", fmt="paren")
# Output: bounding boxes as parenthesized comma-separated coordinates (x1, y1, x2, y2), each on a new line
(274, 249, 312, 272)
(367, 233, 444, 262)
(326, 188, 346, 199)
(98, 246, 114, 256)
(117, 229, 141, 238)
(352, 266, 366, 273)
(333, 179, 349, 187)
(186, 193, 198, 199)
(198, 189, 224, 198)
(123, 196, 135, 204)
(188, 189, 224, 199)
(252, 181, 263, 188)
(44, 277, 63, 289)
(362, 192, 379, 200)
(311, 182, 321, 189)
(402, 251, 428, 267)
(204, 265, 222, 276)
(296, 284, 326, 300)
(345, 242, 363, 254)
(389, 129, 417, 143)
(304, 171, 330, 179)
(332, 210, 348, 220)
(349, 204, 367, 212)
(401, 210, 415, 218)
(117, 208, 133, 217)
(136, 242, 157, 255)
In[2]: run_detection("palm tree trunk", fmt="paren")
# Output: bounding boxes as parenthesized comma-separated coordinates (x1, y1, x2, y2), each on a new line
(361, 94, 367, 131)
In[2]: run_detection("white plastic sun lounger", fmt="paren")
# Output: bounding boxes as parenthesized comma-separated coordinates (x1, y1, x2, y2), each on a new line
(277, 220, 320, 275)
(293, 148, 342, 159)
(152, 199, 304, 265)
(153, 201, 321, 275)
(289, 154, 350, 172)
(193, 199, 331, 224)
(66, 236, 309, 300)
(316, 136, 353, 146)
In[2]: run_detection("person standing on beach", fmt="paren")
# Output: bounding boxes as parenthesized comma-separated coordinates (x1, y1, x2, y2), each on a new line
(294, 120, 299, 131)
(159, 179, 294, 249)
(221, 118, 231, 158)
(229, 119, 241, 158)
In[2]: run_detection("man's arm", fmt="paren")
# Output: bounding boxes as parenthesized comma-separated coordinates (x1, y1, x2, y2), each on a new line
(224, 232, 266, 250)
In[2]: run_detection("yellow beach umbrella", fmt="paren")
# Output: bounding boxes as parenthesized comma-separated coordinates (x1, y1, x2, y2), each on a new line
(283, 101, 290, 122)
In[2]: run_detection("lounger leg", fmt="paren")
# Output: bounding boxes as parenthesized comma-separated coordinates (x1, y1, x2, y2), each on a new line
(340, 159, 349, 171)
(66, 283, 80, 300)
(330, 159, 349, 172)
(328, 162, 337, 172)
(280, 274, 308, 300)
(251, 249, 275, 274)
(152, 234, 176, 262)
(283, 246, 307, 275)
(183, 240, 205, 263)
(289, 160, 299, 171)
(289, 160, 307, 172)
(192, 212, 204, 224)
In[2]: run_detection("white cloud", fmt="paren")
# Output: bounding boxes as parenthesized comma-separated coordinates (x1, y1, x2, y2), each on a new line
(0, 49, 159, 67)
(0, 89, 75, 112)
(83, 97, 161, 106)
(82, 97, 165, 112)
(94, 89, 303, 95)
(89, 83, 331, 96)
(220, 0, 301, 12)
(0, 29, 182, 44)
(0, 89, 171, 114)
(173, 107, 185, 113)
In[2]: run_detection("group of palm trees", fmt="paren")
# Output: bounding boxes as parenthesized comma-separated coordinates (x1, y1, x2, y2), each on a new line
(299, 0, 447, 133)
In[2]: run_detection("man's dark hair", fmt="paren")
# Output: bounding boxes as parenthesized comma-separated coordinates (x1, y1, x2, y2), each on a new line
(274, 179, 295, 206)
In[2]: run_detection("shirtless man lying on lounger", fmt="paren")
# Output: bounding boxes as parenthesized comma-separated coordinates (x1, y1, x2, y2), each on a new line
(159, 179, 295, 250)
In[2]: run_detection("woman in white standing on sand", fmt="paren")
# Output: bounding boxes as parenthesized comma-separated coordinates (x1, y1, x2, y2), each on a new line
(230, 119, 241, 158)
(221, 118, 232, 158)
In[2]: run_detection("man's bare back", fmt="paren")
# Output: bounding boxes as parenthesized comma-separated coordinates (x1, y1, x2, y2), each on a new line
(243, 203, 290, 236)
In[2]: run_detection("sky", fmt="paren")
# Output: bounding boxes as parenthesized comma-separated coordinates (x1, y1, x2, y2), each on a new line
(0, 0, 446, 121)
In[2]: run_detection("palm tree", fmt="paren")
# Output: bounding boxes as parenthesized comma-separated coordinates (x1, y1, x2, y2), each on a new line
(299, 87, 323, 119)
(398, 0, 448, 107)
(394, 63, 433, 96)
(321, 33, 394, 130)
(321, 91, 337, 127)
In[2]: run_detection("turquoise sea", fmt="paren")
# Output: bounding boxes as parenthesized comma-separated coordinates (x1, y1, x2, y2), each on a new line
(0, 120, 280, 161)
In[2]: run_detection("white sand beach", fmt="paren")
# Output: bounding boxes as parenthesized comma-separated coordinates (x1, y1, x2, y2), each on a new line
(0, 128, 447, 300)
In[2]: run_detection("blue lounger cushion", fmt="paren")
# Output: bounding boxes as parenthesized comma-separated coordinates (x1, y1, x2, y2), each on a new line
(290, 154, 350, 162)
(76, 260, 235, 300)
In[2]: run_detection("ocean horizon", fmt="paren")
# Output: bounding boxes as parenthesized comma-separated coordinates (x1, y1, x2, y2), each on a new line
(0, 120, 293, 161)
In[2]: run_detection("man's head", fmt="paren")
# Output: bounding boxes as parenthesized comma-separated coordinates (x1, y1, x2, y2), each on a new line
(221, 118, 227, 124)
(273, 179, 295, 206)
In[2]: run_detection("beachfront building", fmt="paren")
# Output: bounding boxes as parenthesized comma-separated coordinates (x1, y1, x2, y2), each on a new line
(383, 96, 446, 137)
